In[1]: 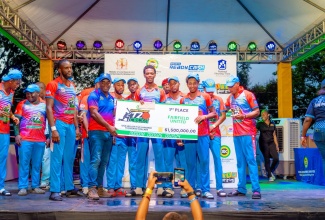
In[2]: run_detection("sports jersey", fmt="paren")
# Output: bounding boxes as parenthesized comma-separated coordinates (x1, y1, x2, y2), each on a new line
(79, 95, 89, 138)
(209, 95, 226, 137)
(256, 120, 276, 145)
(45, 77, 77, 124)
(0, 83, 14, 134)
(78, 87, 94, 103)
(180, 92, 213, 136)
(134, 83, 166, 103)
(165, 91, 185, 104)
(225, 86, 259, 136)
(125, 93, 136, 101)
(15, 99, 46, 142)
(87, 89, 115, 131)
(305, 94, 325, 128)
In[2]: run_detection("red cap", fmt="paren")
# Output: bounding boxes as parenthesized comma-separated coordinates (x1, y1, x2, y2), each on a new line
(162, 78, 169, 86)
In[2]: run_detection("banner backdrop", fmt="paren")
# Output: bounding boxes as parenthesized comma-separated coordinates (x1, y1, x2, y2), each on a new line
(104, 54, 238, 189)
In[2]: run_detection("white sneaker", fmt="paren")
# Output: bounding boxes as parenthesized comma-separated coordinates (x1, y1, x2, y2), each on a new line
(271, 172, 276, 180)
(134, 187, 143, 196)
(18, 189, 28, 196)
(165, 188, 175, 195)
(82, 187, 89, 195)
(202, 191, 214, 199)
(156, 187, 164, 195)
(269, 177, 274, 182)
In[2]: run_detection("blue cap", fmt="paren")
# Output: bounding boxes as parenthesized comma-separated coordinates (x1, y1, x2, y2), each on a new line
(186, 73, 200, 82)
(168, 76, 179, 83)
(321, 79, 325, 88)
(99, 73, 112, 82)
(127, 78, 138, 84)
(24, 84, 40, 93)
(226, 75, 240, 87)
(94, 77, 100, 84)
(2, 69, 22, 82)
(202, 78, 216, 92)
(113, 78, 126, 84)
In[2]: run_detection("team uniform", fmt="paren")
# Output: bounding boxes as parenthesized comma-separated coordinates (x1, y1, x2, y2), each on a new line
(225, 86, 260, 194)
(0, 83, 14, 192)
(15, 99, 46, 190)
(87, 88, 114, 188)
(180, 92, 213, 195)
(46, 77, 78, 193)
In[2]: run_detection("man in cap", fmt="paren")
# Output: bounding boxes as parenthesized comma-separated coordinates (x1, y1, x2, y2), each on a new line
(202, 78, 227, 197)
(162, 78, 170, 95)
(46, 60, 81, 201)
(14, 84, 46, 196)
(180, 73, 216, 199)
(0, 69, 21, 196)
(87, 73, 117, 200)
(225, 75, 261, 199)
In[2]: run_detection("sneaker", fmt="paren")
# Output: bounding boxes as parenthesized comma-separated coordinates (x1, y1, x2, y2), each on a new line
(165, 188, 175, 195)
(18, 189, 28, 196)
(125, 187, 142, 197)
(195, 189, 202, 197)
(217, 189, 227, 197)
(157, 188, 172, 198)
(271, 172, 276, 180)
(202, 192, 214, 199)
(40, 183, 50, 190)
(82, 187, 89, 195)
(252, 191, 261, 199)
(66, 188, 83, 197)
(60, 191, 66, 196)
(98, 187, 114, 198)
(0, 189, 11, 196)
(180, 189, 188, 198)
(31, 188, 45, 194)
(269, 177, 274, 182)
(115, 188, 127, 196)
(88, 187, 99, 200)
(227, 190, 246, 197)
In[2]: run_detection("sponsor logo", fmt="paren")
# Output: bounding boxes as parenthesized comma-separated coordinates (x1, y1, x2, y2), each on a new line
(222, 172, 237, 183)
(304, 156, 308, 168)
(146, 58, 159, 69)
(118, 106, 150, 124)
(218, 59, 227, 70)
(116, 58, 128, 70)
(220, 145, 231, 158)
(169, 62, 205, 71)
(46, 90, 51, 95)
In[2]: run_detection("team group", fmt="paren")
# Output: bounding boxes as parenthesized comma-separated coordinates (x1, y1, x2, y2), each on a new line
(0, 59, 263, 201)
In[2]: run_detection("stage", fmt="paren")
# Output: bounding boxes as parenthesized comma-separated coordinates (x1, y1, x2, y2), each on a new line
(1, 177, 325, 220)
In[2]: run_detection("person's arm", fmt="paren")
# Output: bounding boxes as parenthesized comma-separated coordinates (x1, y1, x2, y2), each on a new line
(135, 171, 157, 220)
(301, 116, 313, 147)
(273, 130, 279, 152)
(46, 98, 60, 143)
(211, 111, 226, 132)
(89, 107, 117, 136)
(74, 109, 81, 140)
(13, 119, 21, 146)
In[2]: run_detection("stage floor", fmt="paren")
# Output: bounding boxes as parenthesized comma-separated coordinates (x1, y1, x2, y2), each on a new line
(1, 177, 325, 220)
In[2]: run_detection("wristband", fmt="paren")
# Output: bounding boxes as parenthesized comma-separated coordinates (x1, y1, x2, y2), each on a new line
(189, 196, 197, 204)
(301, 136, 306, 139)
(51, 126, 57, 131)
(145, 188, 153, 195)
(187, 191, 195, 197)
(212, 124, 216, 129)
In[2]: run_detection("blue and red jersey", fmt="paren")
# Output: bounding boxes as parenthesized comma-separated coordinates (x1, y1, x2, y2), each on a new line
(0, 83, 14, 134)
(209, 95, 226, 137)
(180, 92, 213, 136)
(87, 88, 115, 131)
(134, 83, 166, 103)
(45, 77, 77, 124)
(15, 99, 46, 142)
(166, 91, 185, 104)
(225, 86, 259, 136)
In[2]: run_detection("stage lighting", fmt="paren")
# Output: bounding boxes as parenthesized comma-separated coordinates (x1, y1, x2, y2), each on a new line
(265, 41, 276, 52)
(133, 41, 142, 51)
(190, 41, 200, 51)
(208, 41, 217, 51)
(115, 39, 125, 49)
(247, 42, 257, 51)
(57, 39, 67, 50)
(153, 40, 163, 50)
(76, 40, 86, 50)
(227, 41, 237, 51)
(173, 41, 182, 51)
(93, 41, 103, 49)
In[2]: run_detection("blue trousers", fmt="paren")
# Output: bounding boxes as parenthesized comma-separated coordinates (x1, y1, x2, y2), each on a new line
(0, 133, 10, 190)
(126, 137, 137, 189)
(314, 128, 325, 175)
(50, 120, 76, 193)
(18, 141, 44, 189)
(209, 136, 223, 190)
(136, 137, 165, 188)
(88, 130, 112, 187)
(234, 135, 260, 194)
(41, 146, 50, 186)
(184, 135, 210, 193)
(80, 138, 90, 188)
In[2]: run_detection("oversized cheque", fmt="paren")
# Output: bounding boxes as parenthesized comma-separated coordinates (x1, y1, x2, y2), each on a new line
(115, 100, 198, 140)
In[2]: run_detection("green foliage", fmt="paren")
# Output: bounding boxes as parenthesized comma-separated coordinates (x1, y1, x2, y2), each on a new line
(237, 63, 251, 88)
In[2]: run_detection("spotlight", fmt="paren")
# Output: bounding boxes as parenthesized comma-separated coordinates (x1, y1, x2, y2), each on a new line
(115, 39, 125, 49)
(265, 41, 276, 52)
(133, 41, 142, 51)
(153, 40, 163, 50)
(208, 41, 217, 51)
(57, 39, 67, 50)
(93, 41, 103, 49)
(76, 40, 86, 50)
(227, 41, 237, 51)
(173, 41, 182, 51)
(190, 41, 200, 51)
(247, 42, 257, 51)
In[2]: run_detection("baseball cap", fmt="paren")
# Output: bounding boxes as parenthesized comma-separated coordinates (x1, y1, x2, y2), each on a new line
(99, 73, 112, 82)
(24, 84, 40, 93)
(226, 75, 240, 87)
(127, 78, 138, 84)
(186, 73, 200, 82)
(2, 69, 23, 82)
(321, 79, 325, 88)
(162, 78, 169, 86)
(168, 76, 179, 83)
(94, 77, 100, 84)
(113, 78, 126, 84)
(202, 78, 216, 92)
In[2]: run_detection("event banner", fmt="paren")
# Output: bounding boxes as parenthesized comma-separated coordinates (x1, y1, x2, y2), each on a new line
(114, 100, 199, 140)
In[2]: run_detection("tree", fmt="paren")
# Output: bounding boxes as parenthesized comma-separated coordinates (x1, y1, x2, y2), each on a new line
(237, 63, 251, 89)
